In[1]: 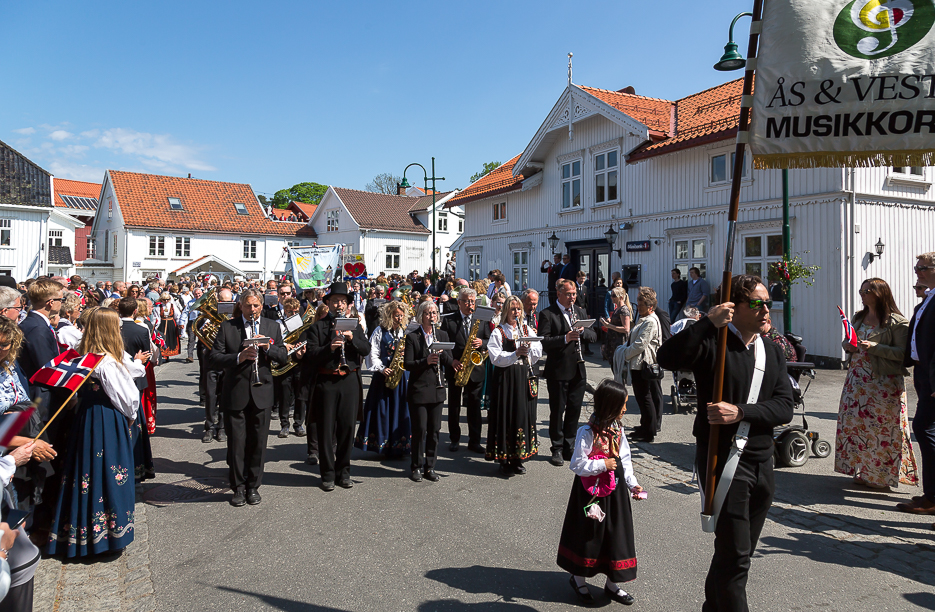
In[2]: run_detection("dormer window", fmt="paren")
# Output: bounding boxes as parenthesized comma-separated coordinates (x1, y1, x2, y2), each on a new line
(233, 202, 249, 215)
(168, 197, 183, 210)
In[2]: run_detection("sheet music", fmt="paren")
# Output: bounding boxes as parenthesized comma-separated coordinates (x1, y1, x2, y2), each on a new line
(333, 318, 358, 332)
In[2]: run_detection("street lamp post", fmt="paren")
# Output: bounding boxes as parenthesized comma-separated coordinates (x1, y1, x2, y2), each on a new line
(604, 224, 620, 281)
(400, 158, 445, 280)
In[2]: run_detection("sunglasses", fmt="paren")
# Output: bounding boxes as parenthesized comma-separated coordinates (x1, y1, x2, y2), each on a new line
(746, 299, 773, 310)
(914, 265, 935, 272)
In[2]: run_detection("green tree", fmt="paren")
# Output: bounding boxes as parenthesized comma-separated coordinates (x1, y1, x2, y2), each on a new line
(365, 173, 402, 195)
(272, 182, 328, 209)
(257, 194, 269, 207)
(470, 161, 501, 183)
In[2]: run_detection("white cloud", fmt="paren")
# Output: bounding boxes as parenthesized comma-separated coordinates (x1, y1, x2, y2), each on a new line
(58, 144, 89, 157)
(94, 128, 216, 172)
(49, 130, 73, 141)
(13, 127, 35, 135)
(49, 161, 105, 183)
(79, 129, 100, 139)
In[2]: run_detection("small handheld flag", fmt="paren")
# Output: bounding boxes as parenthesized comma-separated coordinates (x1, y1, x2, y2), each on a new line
(0, 407, 36, 453)
(29, 350, 105, 392)
(837, 306, 858, 348)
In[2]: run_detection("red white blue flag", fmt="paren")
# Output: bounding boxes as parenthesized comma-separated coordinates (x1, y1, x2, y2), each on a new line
(837, 306, 858, 348)
(29, 350, 105, 392)
(0, 408, 35, 452)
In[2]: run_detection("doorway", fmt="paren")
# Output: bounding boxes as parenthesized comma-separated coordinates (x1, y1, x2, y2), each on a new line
(568, 241, 611, 319)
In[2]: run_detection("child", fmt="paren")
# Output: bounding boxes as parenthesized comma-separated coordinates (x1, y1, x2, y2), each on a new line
(556, 379, 643, 605)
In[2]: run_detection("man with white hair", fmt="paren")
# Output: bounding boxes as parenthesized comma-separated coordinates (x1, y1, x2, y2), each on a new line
(442, 287, 490, 453)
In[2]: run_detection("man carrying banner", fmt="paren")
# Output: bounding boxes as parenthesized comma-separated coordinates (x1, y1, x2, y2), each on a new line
(657, 275, 792, 612)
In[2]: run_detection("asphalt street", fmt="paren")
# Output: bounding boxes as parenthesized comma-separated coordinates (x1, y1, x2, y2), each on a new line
(141, 356, 935, 612)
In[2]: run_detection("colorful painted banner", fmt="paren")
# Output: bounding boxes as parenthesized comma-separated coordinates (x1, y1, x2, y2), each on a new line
(750, 0, 935, 169)
(286, 246, 342, 289)
(342, 253, 367, 280)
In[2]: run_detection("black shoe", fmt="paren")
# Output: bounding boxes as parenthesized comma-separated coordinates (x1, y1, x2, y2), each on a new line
(499, 463, 512, 477)
(449, 442, 460, 452)
(202, 430, 213, 443)
(604, 585, 634, 605)
(278, 426, 290, 438)
(230, 489, 246, 507)
(306, 453, 319, 466)
(569, 576, 595, 605)
(424, 470, 439, 482)
(409, 470, 423, 482)
(513, 463, 527, 475)
(215, 429, 227, 443)
(294, 425, 307, 437)
(562, 450, 573, 462)
(467, 443, 485, 454)
(631, 434, 654, 443)
(337, 478, 353, 489)
(245, 488, 261, 505)
(550, 451, 564, 467)
(320, 481, 335, 492)
(584, 350, 594, 356)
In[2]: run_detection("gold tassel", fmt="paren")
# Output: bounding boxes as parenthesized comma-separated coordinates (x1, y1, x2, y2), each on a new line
(753, 150, 935, 170)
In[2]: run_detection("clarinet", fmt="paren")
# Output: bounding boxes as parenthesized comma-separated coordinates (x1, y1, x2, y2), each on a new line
(521, 323, 535, 380)
(569, 308, 585, 363)
(432, 320, 445, 388)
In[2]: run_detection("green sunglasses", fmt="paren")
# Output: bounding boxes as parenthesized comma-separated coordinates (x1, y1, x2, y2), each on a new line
(746, 299, 773, 310)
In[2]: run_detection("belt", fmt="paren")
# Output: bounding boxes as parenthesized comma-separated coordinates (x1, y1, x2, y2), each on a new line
(318, 367, 357, 377)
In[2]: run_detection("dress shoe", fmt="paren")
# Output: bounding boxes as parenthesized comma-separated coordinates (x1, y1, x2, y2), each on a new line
(513, 463, 527, 475)
(468, 443, 485, 454)
(337, 478, 353, 489)
(424, 470, 440, 482)
(604, 585, 634, 605)
(306, 454, 319, 466)
(245, 489, 261, 505)
(449, 442, 460, 452)
(562, 450, 573, 462)
(569, 576, 595, 605)
(320, 481, 335, 492)
(230, 489, 246, 507)
(215, 429, 227, 443)
(184, 357, 194, 363)
(202, 430, 213, 443)
(294, 425, 307, 437)
(410, 470, 423, 482)
(550, 451, 564, 467)
(899, 497, 935, 514)
(278, 426, 290, 438)
(499, 463, 513, 477)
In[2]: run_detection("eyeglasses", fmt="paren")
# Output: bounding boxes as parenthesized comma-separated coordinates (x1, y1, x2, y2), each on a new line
(914, 265, 935, 272)
(49, 297, 63, 303)
(746, 299, 773, 310)
(0, 342, 11, 350)
(858, 289, 872, 295)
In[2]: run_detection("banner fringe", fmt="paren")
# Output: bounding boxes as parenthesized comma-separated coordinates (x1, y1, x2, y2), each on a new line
(753, 150, 935, 170)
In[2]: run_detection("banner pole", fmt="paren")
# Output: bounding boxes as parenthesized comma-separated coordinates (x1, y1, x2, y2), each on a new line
(32, 360, 102, 443)
(704, 0, 764, 523)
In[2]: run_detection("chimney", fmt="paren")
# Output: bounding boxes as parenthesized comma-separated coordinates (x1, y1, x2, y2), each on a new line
(618, 86, 636, 95)
(187, 173, 192, 179)
(397, 182, 407, 196)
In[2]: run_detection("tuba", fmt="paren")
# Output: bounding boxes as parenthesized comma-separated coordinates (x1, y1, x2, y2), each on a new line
(192, 288, 228, 346)
(271, 305, 318, 376)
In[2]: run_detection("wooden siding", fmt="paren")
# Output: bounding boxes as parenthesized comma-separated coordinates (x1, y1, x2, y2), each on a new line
(0, 141, 52, 209)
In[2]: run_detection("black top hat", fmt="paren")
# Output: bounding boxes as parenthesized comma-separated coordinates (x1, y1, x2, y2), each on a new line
(0, 276, 16, 290)
(326, 282, 350, 299)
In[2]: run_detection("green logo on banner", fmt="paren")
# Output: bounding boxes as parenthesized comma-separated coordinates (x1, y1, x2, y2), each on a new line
(834, 0, 935, 59)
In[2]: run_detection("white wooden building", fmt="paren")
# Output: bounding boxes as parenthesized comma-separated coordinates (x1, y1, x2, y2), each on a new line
(447, 77, 935, 364)
(84, 170, 316, 284)
(308, 186, 460, 277)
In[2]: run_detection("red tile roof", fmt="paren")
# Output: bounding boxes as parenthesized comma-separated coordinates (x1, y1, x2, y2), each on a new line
(628, 78, 745, 162)
(292, 201, 318, 219)
(445, 155, 523, 207)
(54, 178, 100, 208)
(332, 187, 430, 233)
(109, 171, 315, 237)
(409, 191, 455, 213)
(578, 86, 674, 134)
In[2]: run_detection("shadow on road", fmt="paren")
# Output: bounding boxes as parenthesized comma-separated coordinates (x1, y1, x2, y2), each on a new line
(424, 565, 575, 607)
(215, 586, 352, 611)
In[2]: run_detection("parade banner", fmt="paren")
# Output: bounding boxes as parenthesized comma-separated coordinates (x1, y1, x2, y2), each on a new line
(342, 253, 367, 281)
(286, 246, 342, 289)
(750, 0, 935, 169)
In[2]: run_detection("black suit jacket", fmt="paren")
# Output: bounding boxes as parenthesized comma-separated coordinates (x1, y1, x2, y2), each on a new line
(405, 328, 453, 404)
(905, 299, 935, 392)
(364, 299, 387, 336)
(441, 310, 491, 384)
(18, 311, 61, 384)
(575, 282, 589, 312)
(538, 302, 596, 380)
(302, 313, 370, 372)
(121, 319, 152, 357)
(208, 317, 287, 412)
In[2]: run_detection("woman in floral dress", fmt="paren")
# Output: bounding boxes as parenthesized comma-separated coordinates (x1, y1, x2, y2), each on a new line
(47, 308, 147, 558)
(835, 278, 918, 489)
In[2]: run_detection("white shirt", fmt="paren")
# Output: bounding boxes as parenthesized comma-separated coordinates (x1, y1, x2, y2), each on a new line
(569, 424, 640, 491)
(912, 289, 935, 361)
(488, 322, 542, 367)
(57, 322, 82, 350)
(421, 326, 434, 348)
(367, 325, 404, 372)
(93, 354, 146, 420)
(242, 316, 260, 339)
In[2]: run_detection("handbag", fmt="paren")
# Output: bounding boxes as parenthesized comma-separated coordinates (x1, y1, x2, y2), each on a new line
(641, 363, 664, 380)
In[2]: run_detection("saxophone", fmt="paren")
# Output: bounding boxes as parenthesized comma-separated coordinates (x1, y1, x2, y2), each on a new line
(454, 317, 487, 387)
(270, 305, 318, 376)
(384, 330, 406, 389)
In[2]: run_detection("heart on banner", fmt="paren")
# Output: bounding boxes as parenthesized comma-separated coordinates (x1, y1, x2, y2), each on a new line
(352, 262, 366, 277)
(344, 263, 355, 275)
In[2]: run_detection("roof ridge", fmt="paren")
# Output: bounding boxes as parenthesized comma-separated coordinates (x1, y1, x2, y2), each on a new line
(108, 169, 253, 190)
(675, 77, 744, 103)
(333, 185, 414, 199)
(578, 85, 673, 104)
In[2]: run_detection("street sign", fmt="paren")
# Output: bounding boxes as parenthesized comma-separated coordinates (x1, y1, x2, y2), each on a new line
(626, 241, 651, 252)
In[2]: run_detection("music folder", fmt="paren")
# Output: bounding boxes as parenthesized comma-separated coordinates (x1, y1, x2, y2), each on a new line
(217, 302, 235, 316)
(333, 318, 358, 332)
(431, 342, 455, 351)
(572, 319, 595, 329)
(243, 336, 271, 348)
(283, 314, 303, 333)
(474, 306, 496, 322)
(518, 336, 544, 342)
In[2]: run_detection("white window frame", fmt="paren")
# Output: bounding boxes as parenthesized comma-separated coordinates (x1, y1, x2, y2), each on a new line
(175, 236, 191, 257)
(673, 237, 708, 280)
(437, 212, 448, 232)
(243, 239, 257, 260)
(113, 233, 118, 260)
(709, 149, 749, 186)
(385, 245, 401, 270)
(48, 229, 63, 248)
(149, 235, 165, 257)
(511, 250, 529, 291)
(233, 202, 249, 215)
(739, 231, 784, 299)
(492, 202, 507, 223)
(168, 197, 183, 211)
(0, 220, 10, 247)
(326, 210, 339, 232)
(86, 235, 95, 259)
(458, 218, 464, 233)
(468, 251, 482, 282)
(561, 159, 582, 210)
(593, 149, 620, 205)
(894, 166, 924, 175)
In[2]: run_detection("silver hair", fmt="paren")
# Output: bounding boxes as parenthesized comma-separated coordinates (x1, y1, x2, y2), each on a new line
(0, 287, 21, 309)
(414, 299, 438, 323)
(521, 288, 538, 300)
(457, 287, 477, 301)
(238, 288, 263, 305)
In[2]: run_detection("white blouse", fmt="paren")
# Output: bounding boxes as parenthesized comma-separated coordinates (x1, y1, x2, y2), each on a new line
(366, 325, 405, 372)
(569, 424, 640, 491)
(57, 324, 82, 351)
(488, 323, 542, 367)
(92, 354, 146, 420)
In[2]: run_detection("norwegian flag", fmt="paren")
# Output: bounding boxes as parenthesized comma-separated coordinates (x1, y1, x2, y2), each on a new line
(29, 350, 105, 392)
(838, 306, 858, 348)
(0, 408, 35, 452)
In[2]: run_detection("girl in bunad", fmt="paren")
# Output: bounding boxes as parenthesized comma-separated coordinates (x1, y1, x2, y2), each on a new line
(557, 379, 644, 606)
(355, 301, 412, 458)
(47, 308, 146, 558)
(486, 295, 541, 476)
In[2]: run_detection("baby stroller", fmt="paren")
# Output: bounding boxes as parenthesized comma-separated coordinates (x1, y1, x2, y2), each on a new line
(670, 370, 697, 414)
(773, 333, 832, 467)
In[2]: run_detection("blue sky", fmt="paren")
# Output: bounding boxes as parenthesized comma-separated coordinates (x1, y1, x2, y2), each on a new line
(2, 0, 754, 197)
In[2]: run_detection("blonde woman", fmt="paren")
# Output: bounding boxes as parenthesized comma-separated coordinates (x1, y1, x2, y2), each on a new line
(355, 301, 412, 458)
(471, 280, 489, 307)
(47, 308, 146, 558)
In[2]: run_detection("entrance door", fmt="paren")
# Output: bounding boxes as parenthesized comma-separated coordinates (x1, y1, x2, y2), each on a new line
(569, 243, 610, 319)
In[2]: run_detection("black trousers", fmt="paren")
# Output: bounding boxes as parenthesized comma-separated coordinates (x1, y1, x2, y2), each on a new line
(698, 449, 774, 612)
(632, 373, 664, 434)
(303, 399, 320, 456)
(411, 401, 443, 472)
(546, 371, 587, 457)
(0, 579, 33, 612)
(204, 369, 224, 432)
(314, 374, 358, 484)
(223, 396, 270, 492)
(274, 370, 305, 428)
(912, 371, 935, 503)
(447, 379, 483, 446)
